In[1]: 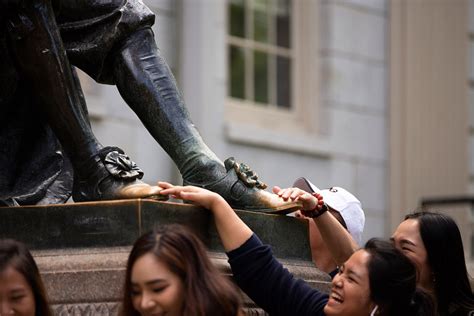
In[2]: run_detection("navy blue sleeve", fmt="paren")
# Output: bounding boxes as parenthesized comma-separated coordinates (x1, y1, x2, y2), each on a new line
(227, 234, 328, 316)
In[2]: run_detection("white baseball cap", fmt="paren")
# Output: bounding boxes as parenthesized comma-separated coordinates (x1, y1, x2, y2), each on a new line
(293, 177, 365, 245)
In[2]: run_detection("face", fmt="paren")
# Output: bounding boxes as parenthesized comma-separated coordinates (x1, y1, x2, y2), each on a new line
(131, 253, 185, 316)
(0, 266, 36, 316)
(324, 250, 375, 316)
(391, 219, 433, 291)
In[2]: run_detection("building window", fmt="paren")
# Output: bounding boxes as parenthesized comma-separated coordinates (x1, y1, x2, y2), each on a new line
(225, 0, 320, 145)
(228, 0, 292, 109)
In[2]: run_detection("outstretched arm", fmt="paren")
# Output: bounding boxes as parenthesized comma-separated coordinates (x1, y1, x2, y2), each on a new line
(159, 182, 328, 316)
(273, 186, 358, 265)
(159, 182, 252, 251)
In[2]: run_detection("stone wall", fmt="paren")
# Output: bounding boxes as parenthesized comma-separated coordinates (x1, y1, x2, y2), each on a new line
(319, 0, 388, 239)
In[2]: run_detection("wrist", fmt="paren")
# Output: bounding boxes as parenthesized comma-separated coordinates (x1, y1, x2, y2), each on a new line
(211, 194, 230, 212)
(303, 193, 328, 218)
(304, 203, 328, 218)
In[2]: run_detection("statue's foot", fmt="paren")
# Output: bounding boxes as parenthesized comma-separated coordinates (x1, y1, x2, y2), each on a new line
(109, 181, 167, 200)
(73, 147, 167, 202)
(184, 157, 301, 214)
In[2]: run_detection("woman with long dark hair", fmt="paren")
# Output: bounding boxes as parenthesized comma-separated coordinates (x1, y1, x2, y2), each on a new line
(160, 182, 436, 316)
(0, 239, 52, 316)
(277, 186, 473, 315)
(120, 224, 242, 316)
(393, 212, 474, 315)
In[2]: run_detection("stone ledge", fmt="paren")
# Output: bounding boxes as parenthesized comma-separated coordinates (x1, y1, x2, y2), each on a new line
(1, 200, 312, 261)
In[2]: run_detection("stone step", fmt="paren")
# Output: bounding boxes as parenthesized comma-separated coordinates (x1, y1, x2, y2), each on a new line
(33, 247, 330, 315)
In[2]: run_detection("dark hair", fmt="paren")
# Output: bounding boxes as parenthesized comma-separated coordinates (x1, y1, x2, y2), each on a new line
(364, 238, 435, 316)
(120, 224, 241, 316)
(0, 239, 52, 316)
(405, 211, 474, 315)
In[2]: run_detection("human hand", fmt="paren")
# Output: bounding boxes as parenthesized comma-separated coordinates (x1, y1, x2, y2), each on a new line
(158, 181, 224, 210)
(272, 186, 325, 216)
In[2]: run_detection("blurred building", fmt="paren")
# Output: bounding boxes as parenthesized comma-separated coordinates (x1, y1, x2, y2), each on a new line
(79, 0, 473, 259)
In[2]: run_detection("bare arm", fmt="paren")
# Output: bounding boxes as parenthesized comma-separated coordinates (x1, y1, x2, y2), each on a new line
(312, 210, 358, 265)
(273, 186, 358, 265)
(159, 182, 252, 251)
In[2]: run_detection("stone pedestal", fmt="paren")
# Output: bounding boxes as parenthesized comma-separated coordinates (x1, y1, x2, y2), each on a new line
(0, 199, 331, 315)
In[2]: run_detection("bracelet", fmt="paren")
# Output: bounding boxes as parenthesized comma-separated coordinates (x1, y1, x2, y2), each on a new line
(302, 193, 329, 218)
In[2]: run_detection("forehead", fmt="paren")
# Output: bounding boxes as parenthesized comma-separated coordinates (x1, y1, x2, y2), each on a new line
(0, 265, 30, 287)
(345, 250, 371, 274)
(392, 219, 421, 240)
(131, 253, 175, 281)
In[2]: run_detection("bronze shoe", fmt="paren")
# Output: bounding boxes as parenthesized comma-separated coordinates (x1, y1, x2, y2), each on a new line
(72, 147, 167, 202)
(185, 157, 301, 214)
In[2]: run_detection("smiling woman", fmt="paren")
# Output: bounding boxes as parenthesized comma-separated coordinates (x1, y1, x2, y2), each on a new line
(119, 225, 242, 316)
(394, 212, 474, 316)
(229, 236, 436, 316)
(130, 253, 185, 316)
(158, 183, 437, 316)
(0, 239, 52, 316)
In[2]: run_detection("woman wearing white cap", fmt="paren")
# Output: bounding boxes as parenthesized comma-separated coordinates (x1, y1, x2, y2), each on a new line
(275, 177, 365, 278)
(286, 178, 474, 315)
(159, 182, 435, 316)
(286, 178, 474, 316)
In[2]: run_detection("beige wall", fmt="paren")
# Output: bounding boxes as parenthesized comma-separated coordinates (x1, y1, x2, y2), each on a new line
(390, 0, 469, 231)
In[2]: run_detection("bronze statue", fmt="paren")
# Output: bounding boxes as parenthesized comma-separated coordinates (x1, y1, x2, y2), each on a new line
(0, 0, 295, 213)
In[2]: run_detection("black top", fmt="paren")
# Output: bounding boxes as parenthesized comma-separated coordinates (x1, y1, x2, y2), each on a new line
(227, 234, 328, 316)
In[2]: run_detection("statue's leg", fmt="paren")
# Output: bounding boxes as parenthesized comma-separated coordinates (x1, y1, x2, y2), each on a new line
(8, 1, 165, 202)
(113, 29, 298, 212)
